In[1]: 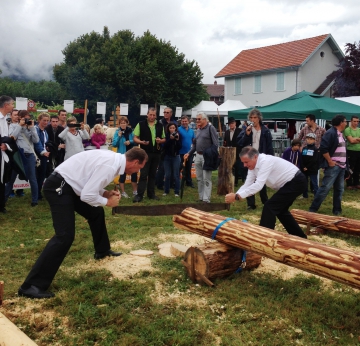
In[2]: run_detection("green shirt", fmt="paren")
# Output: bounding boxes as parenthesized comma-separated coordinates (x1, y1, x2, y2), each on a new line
(134, 120, 165, 146)
(344, 126, 360, 151)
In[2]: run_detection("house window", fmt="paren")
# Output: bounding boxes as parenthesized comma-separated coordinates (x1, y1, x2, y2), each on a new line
(254, 75, 261, 93)
(276, 72, 285, 91)
(234, 77, 242, 95)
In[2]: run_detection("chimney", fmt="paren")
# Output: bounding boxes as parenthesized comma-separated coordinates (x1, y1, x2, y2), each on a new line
(214, 81, 217, 85)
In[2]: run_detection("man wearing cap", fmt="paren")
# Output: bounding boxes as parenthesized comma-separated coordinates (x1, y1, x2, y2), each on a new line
(224, 117, 242, 186)
(344, 115, 360, 190)
(301, 132, 320, 198)
(225, 146, 307, 238)
(309, 115, 348, 216)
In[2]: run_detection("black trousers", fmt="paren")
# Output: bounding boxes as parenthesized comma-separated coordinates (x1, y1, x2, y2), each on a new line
(137, 152, 161, 198)
(22, 174, 110, 290)
(260, 171, 307, 238)
(180, 153, 193, 186)
(247, 184, 268, 207)
(347, 150, 360, 186)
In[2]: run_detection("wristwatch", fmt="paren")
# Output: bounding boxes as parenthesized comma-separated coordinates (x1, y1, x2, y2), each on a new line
(235, 194, 240, 201)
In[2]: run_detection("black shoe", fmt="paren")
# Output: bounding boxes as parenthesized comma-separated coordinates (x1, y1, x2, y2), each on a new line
(186, 184, 195, 188)
(0, 208, 7, 214)
(18, 285, 54, 299)
(133, 195, 143, 203)
(31, 202, 38, 207)
(247, 205, 256, 210)
(148, 195, 160, 200)
(94, 249, 122, 260)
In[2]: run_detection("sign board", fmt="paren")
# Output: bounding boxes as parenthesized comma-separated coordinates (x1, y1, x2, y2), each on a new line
(191, 108, 198, 118)
(120, 103, 129, 116)
(13, 175, 30, 189)
(140, 104, 148, 116)
(97, 102, 106, 115)
(16, 97, 28, 111)
(175, 107, 182, 118)
(159, 105, 167, 117)
(64, 100, 74, 113)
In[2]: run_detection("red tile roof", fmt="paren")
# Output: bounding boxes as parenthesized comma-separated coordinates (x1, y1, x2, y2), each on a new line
(215, 34, 330, 78)
(204, 82, 224, 97)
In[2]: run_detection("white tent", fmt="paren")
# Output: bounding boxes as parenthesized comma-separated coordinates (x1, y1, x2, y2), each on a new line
(335, 96, 360, 107)
(218, 99, 248, 124)
(182, 100, 227, 117)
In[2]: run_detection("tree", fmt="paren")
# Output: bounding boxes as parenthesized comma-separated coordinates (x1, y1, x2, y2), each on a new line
(332, 41, 360, 97)
(53, 27, 208, 118)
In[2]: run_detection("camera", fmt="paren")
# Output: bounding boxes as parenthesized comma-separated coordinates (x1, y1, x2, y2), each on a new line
(248, 121, 254, 127)
(171, 131, 178, 137)
(68, 123, 81, 128)
(25, 119, 33, 126)
(6, 117, 11, 124)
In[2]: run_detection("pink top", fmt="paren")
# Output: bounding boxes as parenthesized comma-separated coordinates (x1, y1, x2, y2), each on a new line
(91, 133, 106, 149)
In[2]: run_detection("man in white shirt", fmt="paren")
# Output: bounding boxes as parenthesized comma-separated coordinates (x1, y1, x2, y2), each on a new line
(18, 147, 148, 299)
(225, 146, 307, 239)
(0, 95, 14, 213)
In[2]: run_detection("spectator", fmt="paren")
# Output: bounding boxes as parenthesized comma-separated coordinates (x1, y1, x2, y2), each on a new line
(184, 112, 218, 203)
(343, 115, 360, 189)
(133, 108, 165, 202)
(5, 110, 39, 206)
(58, 116, 90, 160)
(45, 115, 65, 174)
(298, 114, 326, 148)
(82, 124, 92, 148)
(90, 118, 108, 136)
(178, 115, 195, 188)
(237, 109, 273, 210)
(224, 117, 242, 186)
(281, 138, 302, 169)
(162, 123, 182, 197)
(34, 112, 50, 201)
(301, 133, 320, 199)
(309, 115, 348, 216)
(112, 116, 137, 198)
(91, 124, 107, 149)
(57, 109, 67, 128)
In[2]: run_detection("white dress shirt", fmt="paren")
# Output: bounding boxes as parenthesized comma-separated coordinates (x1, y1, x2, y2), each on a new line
(236, 154, 299, 199)
(55, 150, 125, 206)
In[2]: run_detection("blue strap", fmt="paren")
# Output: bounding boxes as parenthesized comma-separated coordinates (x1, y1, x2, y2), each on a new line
(211, 218, 235, 240)
(235, 250, 247, 273)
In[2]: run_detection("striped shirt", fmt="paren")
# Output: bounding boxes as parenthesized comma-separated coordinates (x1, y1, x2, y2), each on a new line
(331, 130, 346, 168)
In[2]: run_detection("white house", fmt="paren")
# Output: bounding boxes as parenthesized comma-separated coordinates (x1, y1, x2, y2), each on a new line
(215, 34, 344, 107)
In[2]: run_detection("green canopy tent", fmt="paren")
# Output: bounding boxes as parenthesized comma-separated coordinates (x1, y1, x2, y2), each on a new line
(229, 91, 360, 121)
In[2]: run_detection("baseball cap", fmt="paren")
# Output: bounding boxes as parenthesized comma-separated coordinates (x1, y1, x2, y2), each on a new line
(306, 133, 316, 139)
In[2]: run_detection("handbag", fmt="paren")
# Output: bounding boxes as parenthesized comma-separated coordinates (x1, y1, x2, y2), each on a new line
(22, 132, 41, 167)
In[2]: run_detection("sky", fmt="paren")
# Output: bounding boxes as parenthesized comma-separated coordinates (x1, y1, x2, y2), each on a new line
(1, 0, 360, 85)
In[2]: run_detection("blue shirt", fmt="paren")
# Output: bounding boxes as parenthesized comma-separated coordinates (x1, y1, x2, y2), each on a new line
(178, 125, 195, 154)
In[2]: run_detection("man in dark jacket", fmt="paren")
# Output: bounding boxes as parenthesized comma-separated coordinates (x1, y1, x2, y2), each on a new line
(309, 115, 348, 215)
(224, 117, 242, 185)
(237, 109, 273, 210)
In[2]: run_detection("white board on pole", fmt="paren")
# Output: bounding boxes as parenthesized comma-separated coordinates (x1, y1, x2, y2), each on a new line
(97, 102, 106, 115)
(120, 103, 129, 116)
(140, 104, 148, 116)
(191, 108, 198, 118)
(16, 97, 27, 111)
(175, 107, 182, 118)
(159, 105, 167, 117)
(64, 100, 74, 113)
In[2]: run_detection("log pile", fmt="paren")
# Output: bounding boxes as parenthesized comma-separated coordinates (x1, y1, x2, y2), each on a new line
(182, 242, 261, 285)
(173, 208, 360, 290)
(217, 147, 236, 195)
(291, 209, 360, 236)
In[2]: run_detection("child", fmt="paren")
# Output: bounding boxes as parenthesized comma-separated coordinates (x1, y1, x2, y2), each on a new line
(91, 124, 106, 149)
(301, 133, 319, 198)
(82, 124, 92, 148)
(281, 138, 302, 169)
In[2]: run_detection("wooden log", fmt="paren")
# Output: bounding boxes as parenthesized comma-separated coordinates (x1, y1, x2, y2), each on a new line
(183, 242, 261, 283)
(173, 208, 360, 289)
(217, 146, 236, 195)
(291, 209, 360, 236)
(0, 312, 38, 346)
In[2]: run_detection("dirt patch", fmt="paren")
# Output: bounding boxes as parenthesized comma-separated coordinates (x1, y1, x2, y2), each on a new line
(343, 201, 360, 209)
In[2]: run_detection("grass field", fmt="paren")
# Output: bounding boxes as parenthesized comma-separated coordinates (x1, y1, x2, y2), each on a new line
(1, 175, 360, 346)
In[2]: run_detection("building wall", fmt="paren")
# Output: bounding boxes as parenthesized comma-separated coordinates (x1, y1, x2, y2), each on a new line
(300, 42, 339, 93)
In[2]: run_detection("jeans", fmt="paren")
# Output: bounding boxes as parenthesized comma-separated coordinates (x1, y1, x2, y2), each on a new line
(303, 174, 318, 198)
(164, 155, 180, 194)
(5, 153, 38, 204)
(194, 154, 212, 202)
(309, 165, 345, 214)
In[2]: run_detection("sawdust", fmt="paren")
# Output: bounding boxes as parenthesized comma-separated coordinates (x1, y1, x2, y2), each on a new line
(342, 201, 360, 209)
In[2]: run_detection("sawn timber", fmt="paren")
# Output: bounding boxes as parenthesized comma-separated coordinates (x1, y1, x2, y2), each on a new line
(173, 207, 360, 290)
(112, 203, 229, 216)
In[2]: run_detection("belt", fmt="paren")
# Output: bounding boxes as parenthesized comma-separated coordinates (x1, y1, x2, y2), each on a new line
(51, 172, 64, 179)
(197, 151, 203, 155)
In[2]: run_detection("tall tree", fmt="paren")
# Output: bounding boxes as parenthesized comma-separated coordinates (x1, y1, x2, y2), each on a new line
(332, 41, 360, 97)
(53, 27, 208, 115)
